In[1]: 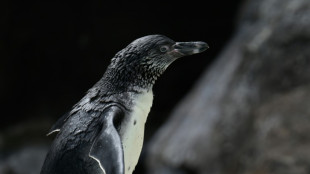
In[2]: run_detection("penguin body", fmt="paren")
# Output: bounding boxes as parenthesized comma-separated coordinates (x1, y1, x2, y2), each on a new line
(41, 35, 208, 174)
(119, 90, 153, 174)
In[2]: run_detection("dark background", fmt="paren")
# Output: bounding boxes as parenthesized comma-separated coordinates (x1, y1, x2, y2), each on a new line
(0, 1, 244, 172)
(1, 0, 243, 131)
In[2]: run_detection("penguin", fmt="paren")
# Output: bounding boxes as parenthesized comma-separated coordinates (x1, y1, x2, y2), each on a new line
(40, 35, 208, 174)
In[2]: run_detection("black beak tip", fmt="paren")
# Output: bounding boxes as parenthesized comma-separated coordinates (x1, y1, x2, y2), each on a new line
(194, 41, 209, 54)
(204, 42, 210, 49)
(196, 41, 209, 49)
(198, 42, 209, 51)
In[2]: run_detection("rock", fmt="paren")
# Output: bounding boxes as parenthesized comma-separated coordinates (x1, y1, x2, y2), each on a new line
(0, 146, 48, 174)
(247, 86, 310, 174)
(145, 0, 310, 174)
(0, 119, 51, 174)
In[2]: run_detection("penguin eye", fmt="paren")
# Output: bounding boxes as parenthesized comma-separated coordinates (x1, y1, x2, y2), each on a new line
(159, 46, 169, 53)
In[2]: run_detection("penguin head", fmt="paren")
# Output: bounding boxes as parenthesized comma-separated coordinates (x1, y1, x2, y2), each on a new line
(112, 35, 208, 70)
(106, 35, 208, 90)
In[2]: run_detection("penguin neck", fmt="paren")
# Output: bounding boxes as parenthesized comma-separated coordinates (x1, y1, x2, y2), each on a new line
(98, 66, 161, 94)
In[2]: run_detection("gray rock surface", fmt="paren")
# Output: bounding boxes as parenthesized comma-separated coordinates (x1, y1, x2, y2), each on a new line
(0, 146, 48, 174)
(0, 120, 50, 174)
(146, 0, 310, 174)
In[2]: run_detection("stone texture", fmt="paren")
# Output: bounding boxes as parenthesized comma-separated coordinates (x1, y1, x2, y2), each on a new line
(0, 146, 48, 174)
(145, 0, 310, 174)
(0, 119, 51, 174)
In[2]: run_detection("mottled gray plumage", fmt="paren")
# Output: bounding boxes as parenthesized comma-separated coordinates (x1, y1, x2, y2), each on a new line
(40, 35, 208, 174)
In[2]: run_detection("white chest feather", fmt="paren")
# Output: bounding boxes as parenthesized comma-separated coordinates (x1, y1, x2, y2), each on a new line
(120, 90, 153, 174)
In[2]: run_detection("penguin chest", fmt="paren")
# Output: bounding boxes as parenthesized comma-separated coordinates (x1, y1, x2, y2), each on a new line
(120, 91, 153, 174)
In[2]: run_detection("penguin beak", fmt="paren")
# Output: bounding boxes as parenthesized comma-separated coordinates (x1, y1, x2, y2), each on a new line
(171, 41, 209, 58)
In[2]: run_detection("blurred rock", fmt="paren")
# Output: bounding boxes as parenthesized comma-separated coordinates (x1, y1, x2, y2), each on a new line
(0, 146, 48, 174)
(247, 86, 310, 174)
(145, 0, 310, 174)
(0, 119, 51, 174)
